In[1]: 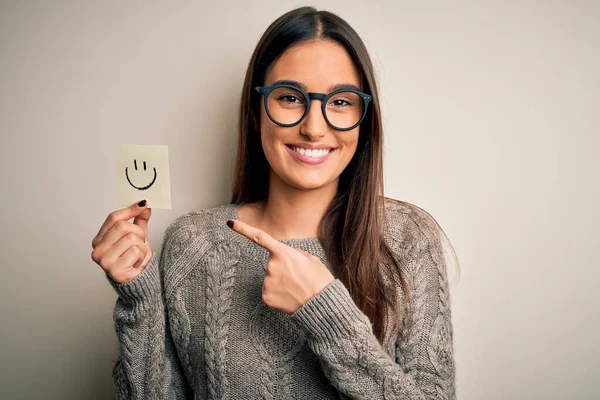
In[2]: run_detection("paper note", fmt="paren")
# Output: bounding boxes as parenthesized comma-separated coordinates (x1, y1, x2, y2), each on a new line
(115, 144, 171, 209)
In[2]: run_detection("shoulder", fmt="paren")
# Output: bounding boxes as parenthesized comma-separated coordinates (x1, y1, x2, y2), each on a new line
(164, 203, 236, 239)
(159, 203, 238, 269)
(382, 197, 457, 287)
(382, 197, 447, 258)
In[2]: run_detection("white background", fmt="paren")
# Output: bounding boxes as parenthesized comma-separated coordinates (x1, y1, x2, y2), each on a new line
(0, 1, 598, 398)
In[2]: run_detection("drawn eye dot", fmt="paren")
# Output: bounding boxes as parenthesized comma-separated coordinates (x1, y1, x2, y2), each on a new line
(133, 159, 149, 171)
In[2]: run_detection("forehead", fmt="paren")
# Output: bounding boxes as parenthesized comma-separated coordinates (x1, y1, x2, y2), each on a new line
(265, 39, 361, 91)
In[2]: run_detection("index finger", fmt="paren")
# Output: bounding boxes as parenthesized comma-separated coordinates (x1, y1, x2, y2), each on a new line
(96, 200, 148, 241)
(133, 207, 152, 241)
(227, 219, 286, 254)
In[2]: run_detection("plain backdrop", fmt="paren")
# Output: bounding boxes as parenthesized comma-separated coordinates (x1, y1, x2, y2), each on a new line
(1, 1, 598, 399)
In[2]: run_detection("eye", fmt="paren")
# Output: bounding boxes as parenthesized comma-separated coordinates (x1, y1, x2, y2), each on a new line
(329, 98, 353, 108)
(277, 94, 304, 104)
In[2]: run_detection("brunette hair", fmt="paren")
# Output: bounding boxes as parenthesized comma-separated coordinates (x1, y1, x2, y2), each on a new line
(232, 6, 455, 343)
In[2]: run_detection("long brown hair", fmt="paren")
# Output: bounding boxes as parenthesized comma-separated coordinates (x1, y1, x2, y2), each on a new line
(232, 7, 421, 343)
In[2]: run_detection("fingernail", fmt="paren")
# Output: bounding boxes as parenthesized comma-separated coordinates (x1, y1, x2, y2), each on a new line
(226, 220, 234, 229)
(138, 200, 147, 207)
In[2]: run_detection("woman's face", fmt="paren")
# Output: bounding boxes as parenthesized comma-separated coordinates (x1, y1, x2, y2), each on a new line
(259, 39, 362, 191)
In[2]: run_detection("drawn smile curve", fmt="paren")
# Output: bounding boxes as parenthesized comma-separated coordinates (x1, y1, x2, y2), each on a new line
(125, 167, 157, 190)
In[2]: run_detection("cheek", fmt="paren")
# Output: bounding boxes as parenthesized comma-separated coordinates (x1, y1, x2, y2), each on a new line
(260, 104, 281, 141)
(261, 117, 279, 139)
(339, 134, 360, 159)
(259, 105, 274, 150)
(348, 138, 359, 153)
(259, 101, 279, 134)
(260, 124, 287, 165)
(260, 107, 292, 156)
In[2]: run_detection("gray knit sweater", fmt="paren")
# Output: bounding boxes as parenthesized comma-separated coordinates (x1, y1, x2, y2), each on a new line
(107, 199, 456, 399)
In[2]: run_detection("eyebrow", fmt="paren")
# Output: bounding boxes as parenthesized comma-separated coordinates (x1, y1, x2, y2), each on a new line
(270, 79, 361, 93)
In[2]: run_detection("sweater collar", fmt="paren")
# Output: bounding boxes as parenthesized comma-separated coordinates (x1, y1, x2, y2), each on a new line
(223, 203, 329, 268)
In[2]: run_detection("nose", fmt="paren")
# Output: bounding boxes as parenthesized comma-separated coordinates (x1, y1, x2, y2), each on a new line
(299, 99, 327, 139)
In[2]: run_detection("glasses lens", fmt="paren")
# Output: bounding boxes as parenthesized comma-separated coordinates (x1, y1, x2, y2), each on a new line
(325, 91, 364, 130)
(267, 87, 307, 125)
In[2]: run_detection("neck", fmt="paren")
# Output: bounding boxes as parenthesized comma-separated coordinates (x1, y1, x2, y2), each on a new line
(256, 170, 338, 241)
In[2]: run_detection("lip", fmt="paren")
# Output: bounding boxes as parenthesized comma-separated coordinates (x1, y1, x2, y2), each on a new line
(287, 143, 336, 150)
(285, 145, 335, 165)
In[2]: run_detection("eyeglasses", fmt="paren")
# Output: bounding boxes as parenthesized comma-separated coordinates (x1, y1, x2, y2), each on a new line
(255, 83, 372, 131)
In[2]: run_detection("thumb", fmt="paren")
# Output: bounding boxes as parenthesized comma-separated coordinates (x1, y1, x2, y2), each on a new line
(133, 206, 151, 240)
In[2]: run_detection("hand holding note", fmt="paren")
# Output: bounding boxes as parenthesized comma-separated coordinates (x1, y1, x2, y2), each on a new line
(91, 200, 153, 284)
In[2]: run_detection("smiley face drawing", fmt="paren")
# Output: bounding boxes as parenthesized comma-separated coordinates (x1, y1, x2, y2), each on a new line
(125, 159, 157, 190)
(117, 144, 171, 209)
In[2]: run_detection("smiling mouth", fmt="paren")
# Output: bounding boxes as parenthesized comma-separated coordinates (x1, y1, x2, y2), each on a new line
(285, 144, 337, 165)
(286, 145, 335, 158)
(125, 167, 157, 190)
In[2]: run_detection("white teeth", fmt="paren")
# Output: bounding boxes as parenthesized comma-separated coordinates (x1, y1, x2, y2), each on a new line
(292, 147, 331, 158)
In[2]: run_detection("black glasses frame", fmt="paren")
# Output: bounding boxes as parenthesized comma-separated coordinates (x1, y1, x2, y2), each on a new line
(255, 84, 373, 131)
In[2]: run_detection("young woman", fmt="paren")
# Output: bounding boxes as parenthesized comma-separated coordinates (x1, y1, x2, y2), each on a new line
(91, 6, 458, 399)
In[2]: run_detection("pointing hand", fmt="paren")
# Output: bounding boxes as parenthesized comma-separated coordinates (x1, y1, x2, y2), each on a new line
(227, 219, 335, 315)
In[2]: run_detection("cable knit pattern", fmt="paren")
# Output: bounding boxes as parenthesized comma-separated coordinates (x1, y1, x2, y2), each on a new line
(107, 198, 457, 399)
(250, 301, 307, 399)
(204, 243, 238, 399)
(168, 289, 193, 389)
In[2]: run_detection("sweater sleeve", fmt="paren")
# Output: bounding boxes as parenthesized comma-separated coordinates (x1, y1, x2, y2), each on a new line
(289, 226, 456, 399)
(107, 251, 193, 399)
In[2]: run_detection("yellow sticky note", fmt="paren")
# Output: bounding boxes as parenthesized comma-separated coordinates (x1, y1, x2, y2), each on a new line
(115, 144, 171, 209)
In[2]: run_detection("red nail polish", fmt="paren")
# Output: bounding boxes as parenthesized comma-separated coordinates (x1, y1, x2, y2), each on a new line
(138, 200, 147, 207)
(226, 220, 234, 229)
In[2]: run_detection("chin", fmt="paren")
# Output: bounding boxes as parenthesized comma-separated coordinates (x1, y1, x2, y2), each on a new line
(284, 171, 337, 191)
